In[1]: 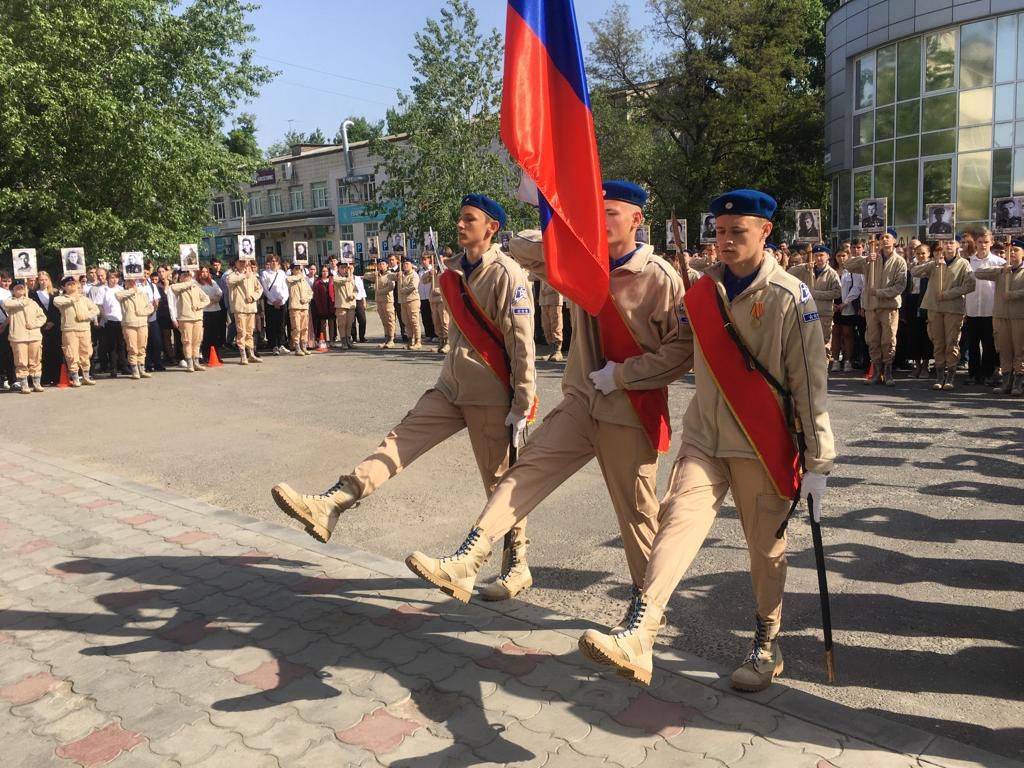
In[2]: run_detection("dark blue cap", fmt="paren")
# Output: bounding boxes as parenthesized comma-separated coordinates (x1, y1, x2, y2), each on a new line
(709, 189, 777, 220)
(812, 244, 831, 255)
(764, 243, 777, 252)
(955, 234, 962, 242)
(403, 255, 416, 263)
(460, 194, 506, 229)
(61, 275, 77, 285)
(1012, 239, 1024, 249)
(377, 257, 388, 264)
(885, 227, 898, 239)
(602, 180, 648, 208)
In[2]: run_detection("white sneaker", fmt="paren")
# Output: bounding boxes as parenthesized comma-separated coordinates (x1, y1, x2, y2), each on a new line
(843, 361, 853, 372)
(829, 360, 840, 372)
(178, 359, 189, 369)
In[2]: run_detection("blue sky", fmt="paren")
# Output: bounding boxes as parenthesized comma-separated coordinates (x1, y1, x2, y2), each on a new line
(238, 0, 650, 150)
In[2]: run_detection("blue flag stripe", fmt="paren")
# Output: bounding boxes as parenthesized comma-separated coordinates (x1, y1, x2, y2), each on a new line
(508, 0, 590, 108)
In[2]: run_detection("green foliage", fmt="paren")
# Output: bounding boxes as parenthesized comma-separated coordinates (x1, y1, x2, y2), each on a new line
(333, 116, 380, 145)
(224, 112, 262, 160)
(589, 0, 832, 249)
(366, 0, 531, 251)
(0, 0, 274, 269)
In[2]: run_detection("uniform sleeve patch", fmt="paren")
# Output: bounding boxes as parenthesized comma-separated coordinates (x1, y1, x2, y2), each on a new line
(512, 286, 528, 304)
(799, 283, 812, 304)
(678, 313, 689, 324)
(512, 307, 531, 315)
(802, 311, 820, 323)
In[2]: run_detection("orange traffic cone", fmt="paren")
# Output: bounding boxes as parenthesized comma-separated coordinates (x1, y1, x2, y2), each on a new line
(317, 333, 328, 353)
(863, 363, 874, 380)
(57, 364, 72, 389)
(206, 346, 223, 368)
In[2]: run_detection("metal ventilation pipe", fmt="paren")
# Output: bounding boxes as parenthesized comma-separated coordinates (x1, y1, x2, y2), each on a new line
(341, 119, 354, 177)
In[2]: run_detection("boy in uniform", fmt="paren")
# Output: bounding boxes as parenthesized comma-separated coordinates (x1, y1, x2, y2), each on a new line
(539, 280, 564, 362)
(170, 270, 211, 372)
(54, 276, 100, 386)
(420, 250, 451, 354)
(332, 259, 357, 350)
(975, 239, 1024, 395)
(3, 281, 47, 393)
(788, 245, 841, 362)
(371, 258, 397, 348)
(287, 263, 313, 355)
(227, 258, 264, 365)
(397, 256, 422, 350)
(116, 277, 156, 380)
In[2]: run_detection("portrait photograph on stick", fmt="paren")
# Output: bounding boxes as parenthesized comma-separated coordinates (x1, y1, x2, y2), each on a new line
(179, 244, 200, 271)
(925, 204, 955, 239)
(366, 236, 380, 259)
(61, 247, 86, 277)
(12, 248, 37, 279)
(121, 251, 144, 278)
(795, 209, 822, 243)
(292, 241, 309, 265)
(237, 234, 256, 260)
(859, 198, 887, 232)
(389, 232, 407, 254)
(339, 240, 355, 262)
(699, 212, 716, 243)
(664, 220, 686, 251)
(993, 196, 1023, 234)
(421, 229, 437, 254)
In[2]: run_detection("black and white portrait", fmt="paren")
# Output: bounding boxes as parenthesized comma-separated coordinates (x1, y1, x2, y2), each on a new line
(859, 198, 887, 232)
(994, 197, 1023, 233)
(292, 241, 309, 265)
(179, 244, 199, 271)
(367, 236, 380, 257)
(700, 213, 716, 243)
(61, 247, 86, 277)
(339, 240, 355, 261)
(12, 248, 37, 279)
(422, 230, 437, 254)
(926, 204, 955, 239)
(237, 235, 256, 260)
(390, 232, 406, 254)
(795, 209, 822, 243)
(499, 231, 512, 253)
(121, 251, 144, 277)
(636, 225, 649, 245)
(664, 221, 686, 251)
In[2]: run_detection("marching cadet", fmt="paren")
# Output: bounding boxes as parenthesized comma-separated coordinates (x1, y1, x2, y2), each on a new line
(910, 239, 975, 391)
(331, 259, 357, 350)
(846, 228, 908, 386)
(370, 258, 397, 348)
(405, 181, 693, 606)
(788, 245, 841, 363)
(54, 276, 100, 386)
(170, 269, 210, 372)
(975, 238, 1024, 395)
(115, 277, 156, 380)
(538, 279, 564, 362)
(574, 190, 834, 691)
(271, 195, 536, 595)
(226, 258, 263, 365)
(3, 281, 47, 393)
(286, 263, 312, 355)
(420, 248, 451, 354)
(397, 256, 423, 350)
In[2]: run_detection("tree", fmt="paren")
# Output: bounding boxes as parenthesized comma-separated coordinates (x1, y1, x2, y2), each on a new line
(588, 0, 832, 249)
(333, 116, 380, 145)
(366, 0, 530, 249)
(224, 112, 262, 160)
(0, 0, 275, 267)
(306, 127, 328, 145)
(265, 127, 330, 159)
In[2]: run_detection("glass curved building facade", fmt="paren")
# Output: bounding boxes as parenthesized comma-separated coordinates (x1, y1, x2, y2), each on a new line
(825, 1, 1024, 243)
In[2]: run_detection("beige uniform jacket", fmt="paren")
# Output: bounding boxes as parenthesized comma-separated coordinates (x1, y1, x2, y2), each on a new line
(331, 276, 356, 309)
(974, 266, 1024, 319)
(54, 295, 99, 332)
(419, 267, 445, 304)
(510, 232, 692, 429)
(2, 298, 46, 342)
(397, 271, 420, 304)
(171, 282, 211, 322)
(287, 275, 312, 308)
(115, 288, 155, 328)
(226, 272, 263, 315)
(681, 258, 836, 476)
(539, 281, 563, 307)
(372, 271, 396, 305)
(846, 253, 908, 310)
(911, 258, 976, 314)
(787, 264, 842, 316)
(434, 243, 536, 416)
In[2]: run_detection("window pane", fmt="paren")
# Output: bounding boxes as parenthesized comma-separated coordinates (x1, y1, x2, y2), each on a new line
(874, 162, 894, 203)
(996, 84, 1015, 122)
(877, 45, 897, 105)
(925, 30, 956, 91)
(897, 101, 921, 136)
(960, 20, 995, 89)
(923, 93, 957, 131)
(995, 122, 1014, 148)
(997, 15, 1017, 83)
(959, 125, 992, 151)
(894, 160, 919, 226)
(922, 130, 956, 155)
(897, 136, 920, 160)
(854, 170, 873, 226)
(994, 148, 1012, 197)
(1014, 148, 1024, 194)
(838, 170, 852, 229)
(923, 158, 953, 204)
(855, 145, 874, 167)
(855, 54, 875, 110)
(957, 151, 992, 220)
(960, 88, 993, 126)
(1018, 120, 1024, 145)
(875, 139, 894, 161)
(856, 113, 874, 145)
(898, 38, 922, 101)
(875, 106, 895, 140)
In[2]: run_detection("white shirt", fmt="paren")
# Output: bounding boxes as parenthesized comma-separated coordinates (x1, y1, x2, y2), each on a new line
(838, 269, 864, 317)
(966, 252, 1006, 317)
(35, 289, 51, 310)
(200, 281, 223, 312)
(96, 284, 123, 322)
(417, 268, 433, 301)
(352, 276, 367, 301)
(0, 286, 11, 302)
(138, 280, 160, 322)
(259, 268, 288, 306)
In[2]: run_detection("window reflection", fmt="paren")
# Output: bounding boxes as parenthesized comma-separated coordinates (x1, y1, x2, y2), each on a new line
(856, 55, 875, 110)
(923, 158, 953, 203)
(877, 45, 897, 105)
(959, 88, 993, 126)
(898, 38, 922, 101)
(926, 31, 956, 91)
(959, 126, 992, 151)
(997, 16, 1017, 83)
(923, 93, 957, 130)
(957, 151, 993, 220)
(895, 160, 919, 225)
(961, 20, 995, 89)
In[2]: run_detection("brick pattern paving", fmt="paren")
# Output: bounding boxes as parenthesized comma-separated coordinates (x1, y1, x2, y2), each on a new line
(0, 450, 1017, 768)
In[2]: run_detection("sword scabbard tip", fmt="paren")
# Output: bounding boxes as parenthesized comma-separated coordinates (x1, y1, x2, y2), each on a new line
(825, 650, 836, 684)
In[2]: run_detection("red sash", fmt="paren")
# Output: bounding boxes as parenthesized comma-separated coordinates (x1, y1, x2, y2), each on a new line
(440, 270, 538, 421)
(596, 298, 671, 454)
(683, 276, 800, 497)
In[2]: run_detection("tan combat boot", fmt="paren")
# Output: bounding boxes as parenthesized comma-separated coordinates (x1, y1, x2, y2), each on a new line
(193, 358, 205, 371)
(611, 585, 666, 634)
(405, 527, 492, 603)
(883, 362, 896, 387)
(578, 594, 664, 686)
(270, 477, 359, 543)
(238, 346, 248, 365)
(478, 527, 532, 601)
(248, 347, 263, 362)
(730, 615, 784, 692)
(546, 349, 563, 362)
(931, 369, 946, 391)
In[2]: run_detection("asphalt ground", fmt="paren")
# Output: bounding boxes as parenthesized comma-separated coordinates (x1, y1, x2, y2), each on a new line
(4, 314, 1023, 760)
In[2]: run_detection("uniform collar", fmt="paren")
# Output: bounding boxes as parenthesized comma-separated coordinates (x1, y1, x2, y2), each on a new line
(609, 243, 654, 274)
(449, 243, 501, 281)
(706, 254, 776, 300)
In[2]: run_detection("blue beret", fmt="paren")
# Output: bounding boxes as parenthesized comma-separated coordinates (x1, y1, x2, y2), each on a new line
(461, 194, 506, 229)
(812, 244, 831, 255)
(403, 255, 416, 263)
(377, 257, 388, 264)
(955, 234, 962, 242)
(764, 243, 777, 252)
(1012, 239, 1024, 249)
(709, 189, 777, 220)
(61, 275, 77, 285)
(602, 180, 648, 208)
(885, 227, 898, 239)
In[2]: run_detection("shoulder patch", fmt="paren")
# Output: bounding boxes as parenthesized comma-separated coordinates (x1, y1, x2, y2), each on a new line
(802, 311, 820, 323)
(799, 283, 812, 305)
(679, 313, 689, 325)
(512, 286, 528, 304)
(512, 307, 531, 315)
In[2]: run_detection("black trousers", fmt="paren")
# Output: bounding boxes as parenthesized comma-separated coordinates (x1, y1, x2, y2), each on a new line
(0, 328, 14, 384)
(202, 309, 226, 358)
(963, 316, 997, 380)
(420, 301, 435, 339)
(351, 299, 367, 342)
(103, 321, 127, 373)
(265, 303, 286, 349)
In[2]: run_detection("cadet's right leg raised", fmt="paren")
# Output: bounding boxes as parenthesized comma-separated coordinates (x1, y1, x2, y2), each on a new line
(272, 389, 467, 543)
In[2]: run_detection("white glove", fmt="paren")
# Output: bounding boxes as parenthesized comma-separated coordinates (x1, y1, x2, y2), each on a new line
(800, 472, 827, 523)
(505, 410, 528, 448)
(589, 361, 619, 395)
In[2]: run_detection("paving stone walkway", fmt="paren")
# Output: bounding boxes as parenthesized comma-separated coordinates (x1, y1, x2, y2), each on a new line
(1, 445, 1019, 768)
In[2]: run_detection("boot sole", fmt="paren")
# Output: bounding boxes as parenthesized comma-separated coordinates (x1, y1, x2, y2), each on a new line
(404, 555, 471, 604)
(730, 660, 784, 692)
(577, 636, 652, 686)
(270, 484, 332, 543)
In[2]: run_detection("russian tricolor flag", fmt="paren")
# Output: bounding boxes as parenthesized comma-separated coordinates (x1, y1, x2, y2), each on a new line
(502, 0, 608, 316)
